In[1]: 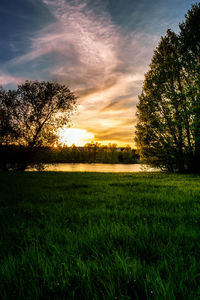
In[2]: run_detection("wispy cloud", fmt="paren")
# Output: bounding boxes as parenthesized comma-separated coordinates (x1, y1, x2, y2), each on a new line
(0, 71, 25, 86)
(2, 0, 160, 145)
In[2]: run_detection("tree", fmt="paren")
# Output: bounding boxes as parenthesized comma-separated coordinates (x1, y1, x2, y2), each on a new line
(122, 145, 136, 163)
(179, 3, 200, 169)
(135, 3, 200, 172)
(0, 80, 77, 170)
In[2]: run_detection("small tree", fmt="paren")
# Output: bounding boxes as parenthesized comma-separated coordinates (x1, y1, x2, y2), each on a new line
(0, 80, 77, 170)
(135, 3, 200, 172)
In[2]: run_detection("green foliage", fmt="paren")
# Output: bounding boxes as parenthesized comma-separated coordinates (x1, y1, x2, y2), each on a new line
(135, 3, 200, 172)
(1, 172, 200, 299)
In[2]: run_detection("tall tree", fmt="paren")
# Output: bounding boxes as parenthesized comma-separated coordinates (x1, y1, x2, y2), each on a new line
(179, 3, 200, 168)
(135, 3, 200, 172)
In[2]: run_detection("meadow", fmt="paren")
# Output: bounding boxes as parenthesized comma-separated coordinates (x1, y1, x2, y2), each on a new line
(1, 171, 200, 299)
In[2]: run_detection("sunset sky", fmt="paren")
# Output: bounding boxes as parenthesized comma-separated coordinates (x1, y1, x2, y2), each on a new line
(0, 0, 196, 146)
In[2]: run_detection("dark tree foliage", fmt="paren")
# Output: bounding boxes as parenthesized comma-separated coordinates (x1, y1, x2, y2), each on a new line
(135, 3, 200, 172)
(0, 80, 77, 170)
(0, 144, 139, 167)
(0, 88, 17, 146)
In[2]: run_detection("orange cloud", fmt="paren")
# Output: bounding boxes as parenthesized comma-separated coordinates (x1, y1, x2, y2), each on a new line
(1, 0, 160, 145)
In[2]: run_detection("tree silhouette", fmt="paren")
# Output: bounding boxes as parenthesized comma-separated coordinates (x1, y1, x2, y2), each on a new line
(135, 3, 200, 172)
(0, 80, 77, 170)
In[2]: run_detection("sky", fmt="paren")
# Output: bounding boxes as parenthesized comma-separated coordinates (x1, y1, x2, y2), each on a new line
(0, 0, 197, 146)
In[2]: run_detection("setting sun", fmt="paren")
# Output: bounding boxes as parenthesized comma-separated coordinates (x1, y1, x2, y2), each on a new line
(57, 128, 94, 146)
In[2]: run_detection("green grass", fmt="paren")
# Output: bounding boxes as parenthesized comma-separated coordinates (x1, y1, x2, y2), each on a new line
(1, 171, 200, 299)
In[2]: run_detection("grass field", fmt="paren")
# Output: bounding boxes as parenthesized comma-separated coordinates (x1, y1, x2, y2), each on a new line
(1, 171, 200, 299)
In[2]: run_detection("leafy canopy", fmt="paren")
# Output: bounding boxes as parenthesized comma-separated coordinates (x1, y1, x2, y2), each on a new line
(0, 80, 77, 170)
(0, 80, 77, 148)
(135, 3, 200, 172)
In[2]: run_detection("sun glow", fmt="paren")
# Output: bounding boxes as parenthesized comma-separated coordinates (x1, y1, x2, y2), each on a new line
(58, 128, 94, 146)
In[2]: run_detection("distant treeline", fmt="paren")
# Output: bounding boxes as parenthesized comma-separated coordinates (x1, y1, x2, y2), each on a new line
(0, 143, 139, 170)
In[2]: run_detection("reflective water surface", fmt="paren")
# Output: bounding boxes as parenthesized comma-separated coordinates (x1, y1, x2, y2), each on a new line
(27, 163, 158, 172)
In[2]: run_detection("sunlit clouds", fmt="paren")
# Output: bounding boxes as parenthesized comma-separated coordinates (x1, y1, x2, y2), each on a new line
(0, 0, 195, 146)
(0, 72, 25, 86)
